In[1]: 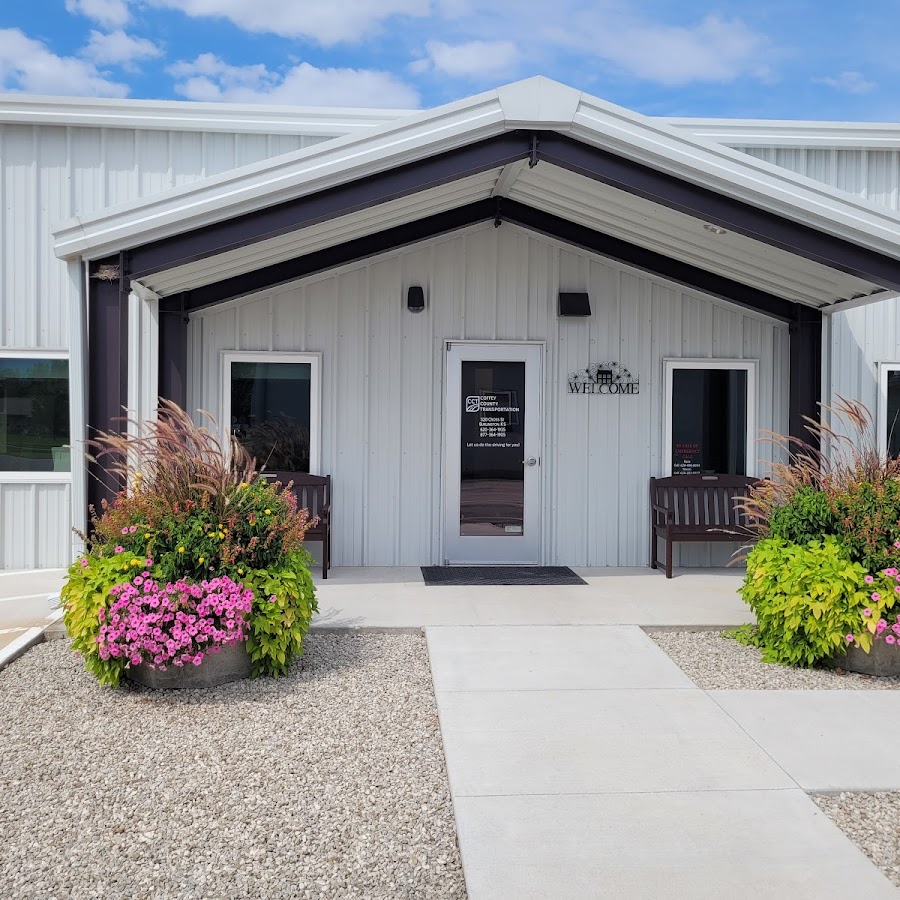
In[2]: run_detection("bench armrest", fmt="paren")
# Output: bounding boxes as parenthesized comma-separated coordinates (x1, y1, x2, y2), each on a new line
(650, 502, 673, 524)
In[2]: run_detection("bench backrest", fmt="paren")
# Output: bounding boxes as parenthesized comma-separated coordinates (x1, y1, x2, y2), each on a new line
(650, 474, 756, 529)
(263, 471, 330, 523)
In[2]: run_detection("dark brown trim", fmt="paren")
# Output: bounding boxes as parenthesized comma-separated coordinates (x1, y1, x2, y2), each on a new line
(182, 200, 496, 312)
(500, 201, 797, 322)
(177, 198, 795, 322)
(537, 133, 900, 291)
(789, 306, 822, 447)
(86, 255, 128, 515)
(122, 129, 900, 299)
(158, 300, 188, 408)
(127, 133, 532, 279)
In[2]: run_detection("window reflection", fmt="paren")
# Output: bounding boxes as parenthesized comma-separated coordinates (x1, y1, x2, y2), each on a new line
(0, 358, 69, 472)
(671, 368, 747, 475)
(230, 362, 311, 472)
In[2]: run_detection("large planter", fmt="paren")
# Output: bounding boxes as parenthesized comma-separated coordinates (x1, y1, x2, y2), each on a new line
(126, 641, 251, 690)
(834, 641, 900, 677)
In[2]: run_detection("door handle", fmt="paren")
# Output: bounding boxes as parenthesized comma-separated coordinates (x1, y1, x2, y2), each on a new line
(524, 457, 538, 467)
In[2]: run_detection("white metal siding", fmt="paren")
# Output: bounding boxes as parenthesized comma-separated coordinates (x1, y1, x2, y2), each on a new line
(0, 481, 71, 569)
(735, 146, 900, 210)
(189, 222, 789, 567)
(0, 122, 329, 568)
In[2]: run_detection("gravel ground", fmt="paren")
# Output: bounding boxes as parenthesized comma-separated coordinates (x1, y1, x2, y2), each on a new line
(649, 630, 900, 690)
(0, 632, 466, 900)
(812, 792, 900, 889)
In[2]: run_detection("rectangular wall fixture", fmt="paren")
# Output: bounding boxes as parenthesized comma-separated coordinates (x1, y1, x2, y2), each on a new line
(558, 292, 591, 317)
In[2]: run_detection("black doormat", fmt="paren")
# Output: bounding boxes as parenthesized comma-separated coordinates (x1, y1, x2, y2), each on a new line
(421, 566, 587, 586)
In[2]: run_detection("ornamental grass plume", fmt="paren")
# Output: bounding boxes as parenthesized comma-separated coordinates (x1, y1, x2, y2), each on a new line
(739, 398, 900, 540)
(86, 399, 258, 523)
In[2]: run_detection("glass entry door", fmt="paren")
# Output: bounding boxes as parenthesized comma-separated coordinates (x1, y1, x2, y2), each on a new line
(443, 343, 542, 564)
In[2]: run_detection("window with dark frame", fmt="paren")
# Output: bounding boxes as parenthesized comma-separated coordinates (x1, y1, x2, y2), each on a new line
(0, 357, 70, 473)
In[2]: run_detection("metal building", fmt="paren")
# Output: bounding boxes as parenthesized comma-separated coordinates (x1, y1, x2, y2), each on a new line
(4, 76, 900, 570)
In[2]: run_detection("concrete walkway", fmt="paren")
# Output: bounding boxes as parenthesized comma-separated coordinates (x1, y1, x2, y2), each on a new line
(427, 625, 899, 899)
(0, 569, 65, 652)
(311, 567, 753, 629)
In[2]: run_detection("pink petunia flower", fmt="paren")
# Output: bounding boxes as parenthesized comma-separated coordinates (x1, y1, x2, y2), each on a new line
(887, 635, 897, 645)
(114, 546, 123, 554)
(877, 619, 888, 633)
(121, 527, 128, 535)
(872, 593, 882, 602)
(864, 608, 873, 616)
(846, 634, 855, 643)
(129, 525, 137, 533)
(865, 575, 874, 584)
(79, 558, 88, 567)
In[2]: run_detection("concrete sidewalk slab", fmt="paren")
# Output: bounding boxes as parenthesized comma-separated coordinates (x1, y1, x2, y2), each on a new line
(0, 569, 66, 630)
(427, 625, 695, 692)
(711, 690, 900, 791)
(435, 688, 796, 796)
(452, 789, 898, 900)
(313, 567, 751, 628)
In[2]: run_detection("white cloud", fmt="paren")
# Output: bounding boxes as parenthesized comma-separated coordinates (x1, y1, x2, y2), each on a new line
(417, 4, 775, 88)
(82, 30, 163, 71)
(149, 0, 428, 44)
(168, 54, 420, 107)
(0, 28, 128, 97)
(814, 71, 876, 95)
(551, 12, 772, 85)
(415, 40, 520, 79)
(65, 0, 131, 28)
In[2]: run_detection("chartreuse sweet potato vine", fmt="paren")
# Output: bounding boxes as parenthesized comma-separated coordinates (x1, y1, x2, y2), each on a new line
(737, 536, 870, 667)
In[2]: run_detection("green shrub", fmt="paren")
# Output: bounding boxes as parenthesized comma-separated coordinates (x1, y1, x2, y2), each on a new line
(242, 550, 318, 677)
(60, 551, 150, 686)
(831, 479, 900, 574)
(767, 486, 838, 546)
(740, 536, 868, 666)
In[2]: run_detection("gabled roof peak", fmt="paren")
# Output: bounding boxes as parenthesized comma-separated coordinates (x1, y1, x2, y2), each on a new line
(497, 77, 583, 126)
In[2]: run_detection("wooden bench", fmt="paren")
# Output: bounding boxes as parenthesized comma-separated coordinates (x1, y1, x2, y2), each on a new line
(649, 474, 757, 578)
(264, 471, 332, 579)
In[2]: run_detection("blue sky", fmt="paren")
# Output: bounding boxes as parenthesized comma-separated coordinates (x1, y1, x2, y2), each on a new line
(0, 1, 897, 119)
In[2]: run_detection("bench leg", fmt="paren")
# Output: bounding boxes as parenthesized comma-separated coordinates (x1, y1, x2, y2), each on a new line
(665, 534, 673, 579)
(649, 524, 657, 569)
(322, 531, 330, 580)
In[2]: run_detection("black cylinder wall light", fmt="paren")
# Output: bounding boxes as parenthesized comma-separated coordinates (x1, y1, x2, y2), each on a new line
(407, 285, 426, 313)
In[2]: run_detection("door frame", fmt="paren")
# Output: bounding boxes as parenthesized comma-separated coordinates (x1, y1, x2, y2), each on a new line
(440, 340, 545, 565)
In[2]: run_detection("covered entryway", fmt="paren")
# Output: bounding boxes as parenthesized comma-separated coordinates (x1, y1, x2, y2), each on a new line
(53, 77, 900, 566)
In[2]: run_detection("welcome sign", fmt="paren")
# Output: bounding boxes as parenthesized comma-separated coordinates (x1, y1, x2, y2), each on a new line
(568, 362, 639, 395)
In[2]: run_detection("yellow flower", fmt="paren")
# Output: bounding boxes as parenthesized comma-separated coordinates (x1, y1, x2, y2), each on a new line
(218, 532, 225, 540)
(237, 568, 244, 575)
(264, 509, 271, 515)
(131, 559, 141, 566)
(144, 533, 151, 540)
(240, 482, 247, 488)
(177, 546, 185, 553)
(198, 557, 205, 564)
